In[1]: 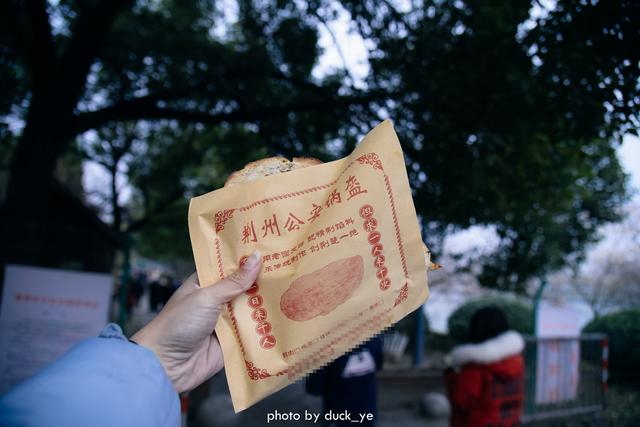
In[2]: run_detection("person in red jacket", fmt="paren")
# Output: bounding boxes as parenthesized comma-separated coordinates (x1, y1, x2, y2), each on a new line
(445, 307, 525, 427)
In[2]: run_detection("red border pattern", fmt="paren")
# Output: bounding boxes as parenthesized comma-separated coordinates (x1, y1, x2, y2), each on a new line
(356, 153, 383, 170)
(215, 209, 235, 232)
(384, 174, 409, 278)
(215, 239, 225, 280)
(245, 361, 272, 380)
(357, 152, 409, 277)
(394, 283, 409, 307)
(215, 153, 410, 380)
(226, 301, 247, 355)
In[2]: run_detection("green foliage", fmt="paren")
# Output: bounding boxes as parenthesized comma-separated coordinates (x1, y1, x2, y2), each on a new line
(583, 307, 640, 385)
(133, 199, 192, 261)
(353, 0, 633, 290)
(524, 0, 640, 139)
(447, 297, 533, 343)
(603, 385, 640, 427)
(128, 123, 271, 257)
(425, 331, 458, 354)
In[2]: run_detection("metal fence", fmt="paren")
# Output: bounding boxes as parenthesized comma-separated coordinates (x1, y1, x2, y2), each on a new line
(522, 334, 608, 425)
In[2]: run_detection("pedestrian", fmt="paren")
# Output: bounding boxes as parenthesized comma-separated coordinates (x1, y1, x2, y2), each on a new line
(0, 252, 263, 426)
(306, 336, 383, 427)
(149, 272, 175, 311)
(445, 306, 525, 427)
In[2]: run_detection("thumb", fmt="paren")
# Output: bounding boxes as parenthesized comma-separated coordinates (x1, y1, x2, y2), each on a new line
(200, 251, 262, 304)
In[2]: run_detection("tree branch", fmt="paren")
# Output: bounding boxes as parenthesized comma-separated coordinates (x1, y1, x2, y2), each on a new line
(57, 0, 133, 108)
(72, 94, 378, 135)
(310, 9, 356, 86)
(111, 130, 135, 164)
(267, 70, 341, 98)
(126, 187, 184, 233)
(380, 0, 410, 28)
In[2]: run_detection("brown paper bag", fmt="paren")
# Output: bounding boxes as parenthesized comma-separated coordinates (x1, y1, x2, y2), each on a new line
(188, 120, 429, 411)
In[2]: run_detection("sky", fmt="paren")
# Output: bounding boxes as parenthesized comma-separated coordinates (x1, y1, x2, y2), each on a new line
(620, 134, 640, 196)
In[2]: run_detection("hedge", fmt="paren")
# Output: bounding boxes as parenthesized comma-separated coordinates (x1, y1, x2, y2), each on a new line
(583, 307, 640, 385)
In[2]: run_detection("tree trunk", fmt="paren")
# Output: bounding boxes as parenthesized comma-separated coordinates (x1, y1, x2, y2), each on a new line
(1, 92, 73, 267)
(0, 0, 132, 278)
(110, 164, 122, 233)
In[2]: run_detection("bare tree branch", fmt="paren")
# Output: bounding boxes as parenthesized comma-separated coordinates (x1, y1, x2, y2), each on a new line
(380, 0, 410, 28)
(111, 130, 135, 164)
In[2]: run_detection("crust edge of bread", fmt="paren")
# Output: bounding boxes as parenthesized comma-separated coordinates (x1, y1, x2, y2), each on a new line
(423, 243, 442, 271)
(224, 156, 322, 187)
(292, 157, 324, 168)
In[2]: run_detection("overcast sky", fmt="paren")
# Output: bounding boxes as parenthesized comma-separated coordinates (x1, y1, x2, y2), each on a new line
(620, 134, 640, 196)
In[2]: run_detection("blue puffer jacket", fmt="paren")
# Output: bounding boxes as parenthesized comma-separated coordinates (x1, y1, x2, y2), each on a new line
(0, 324, 180, 427)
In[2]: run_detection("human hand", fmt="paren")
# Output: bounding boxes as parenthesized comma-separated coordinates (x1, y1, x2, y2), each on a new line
(132, 251, 261, 393)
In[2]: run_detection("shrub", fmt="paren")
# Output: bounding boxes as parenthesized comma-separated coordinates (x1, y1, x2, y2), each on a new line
(447, 297, 533, 343)
(582, 307, 640, 385)
(425, 331, 458, 353)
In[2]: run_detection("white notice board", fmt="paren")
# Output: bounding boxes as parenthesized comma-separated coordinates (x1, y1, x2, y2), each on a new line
(0, 265, 113, 394)
(534, 301, 582, 404)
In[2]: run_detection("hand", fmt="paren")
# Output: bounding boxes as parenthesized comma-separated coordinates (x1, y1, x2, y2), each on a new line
(132, 251, 261, 393)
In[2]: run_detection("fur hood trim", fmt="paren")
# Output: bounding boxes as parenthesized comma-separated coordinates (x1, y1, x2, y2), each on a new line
(447, 331, 524, 368)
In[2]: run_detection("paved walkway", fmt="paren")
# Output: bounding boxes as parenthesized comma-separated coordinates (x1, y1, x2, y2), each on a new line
(190, 370, 448, 427)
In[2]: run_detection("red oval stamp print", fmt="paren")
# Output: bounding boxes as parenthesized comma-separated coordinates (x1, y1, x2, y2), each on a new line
(251, 307, 267, 322)
(248, 295, 263, 309)
(359, 204, 374, 218)
(260, 335, 276, 349)
(255, 321, 272, 336)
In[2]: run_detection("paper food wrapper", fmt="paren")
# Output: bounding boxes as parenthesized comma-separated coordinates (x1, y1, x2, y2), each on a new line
(188, 120, 429, 411)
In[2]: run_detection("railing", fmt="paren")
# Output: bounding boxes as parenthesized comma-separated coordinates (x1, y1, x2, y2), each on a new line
(522, 334, 608, 425)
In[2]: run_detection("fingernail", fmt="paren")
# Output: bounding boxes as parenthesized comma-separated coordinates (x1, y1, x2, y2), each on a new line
(243, 250, 261, 270)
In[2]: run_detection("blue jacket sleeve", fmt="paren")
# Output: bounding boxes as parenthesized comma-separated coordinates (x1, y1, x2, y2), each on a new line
(0, 323, 180, 427)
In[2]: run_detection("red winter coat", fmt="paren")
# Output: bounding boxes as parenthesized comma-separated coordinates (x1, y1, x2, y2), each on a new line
(445, 331, 525, 427)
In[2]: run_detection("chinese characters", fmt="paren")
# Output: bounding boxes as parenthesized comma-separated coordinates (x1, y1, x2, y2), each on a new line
(240, 175, 368, 245)
(259, 217, 358, 274)
(360, 204, 391, 291)
(240, 256, 276, 350)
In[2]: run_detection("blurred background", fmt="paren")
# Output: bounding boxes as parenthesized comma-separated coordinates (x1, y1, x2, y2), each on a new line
(0, 0, 638, 426)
